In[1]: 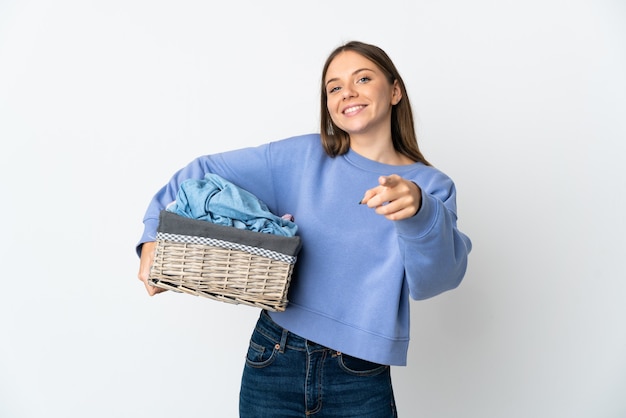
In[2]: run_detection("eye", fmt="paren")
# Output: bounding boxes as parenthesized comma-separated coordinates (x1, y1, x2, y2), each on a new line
(328, 85, 341, 94)
(357, 76, 371, 84)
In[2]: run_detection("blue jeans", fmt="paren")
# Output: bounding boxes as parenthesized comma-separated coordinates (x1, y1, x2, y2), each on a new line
(239, 310, 398, 417)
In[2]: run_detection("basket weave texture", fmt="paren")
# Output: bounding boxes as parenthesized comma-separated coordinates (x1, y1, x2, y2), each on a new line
(148, 210, 302, 312)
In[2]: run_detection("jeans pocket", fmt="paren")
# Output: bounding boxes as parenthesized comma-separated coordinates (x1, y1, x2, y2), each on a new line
(245, 330, 278, 368)
(338, 353, 389, 377)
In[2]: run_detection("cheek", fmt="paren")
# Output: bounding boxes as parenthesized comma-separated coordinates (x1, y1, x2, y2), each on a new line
(327, 105, 342, 124)
(327, 93, 344, 110)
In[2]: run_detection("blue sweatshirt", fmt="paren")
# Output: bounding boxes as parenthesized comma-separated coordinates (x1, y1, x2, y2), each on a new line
(137, 134, 472, 366)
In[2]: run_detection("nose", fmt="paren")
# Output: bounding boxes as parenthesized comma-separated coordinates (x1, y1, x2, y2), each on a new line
(342, 85, 356, 100)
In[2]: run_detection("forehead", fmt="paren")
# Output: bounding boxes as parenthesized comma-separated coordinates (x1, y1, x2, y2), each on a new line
(325, 50, 380, 81)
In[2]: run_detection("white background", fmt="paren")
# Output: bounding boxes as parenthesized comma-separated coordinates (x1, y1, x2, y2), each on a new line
(1, 1, 625, 417)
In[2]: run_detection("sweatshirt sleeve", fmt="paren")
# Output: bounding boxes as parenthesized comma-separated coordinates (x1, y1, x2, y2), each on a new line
(136, 143, 275, 256)
(394, 170, 472, 300)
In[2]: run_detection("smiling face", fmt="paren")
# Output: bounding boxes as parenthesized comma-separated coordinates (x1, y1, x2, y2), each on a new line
(324, 50, 402, 143)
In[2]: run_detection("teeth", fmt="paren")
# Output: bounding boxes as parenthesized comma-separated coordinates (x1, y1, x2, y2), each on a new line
(344, 105, 364, 114)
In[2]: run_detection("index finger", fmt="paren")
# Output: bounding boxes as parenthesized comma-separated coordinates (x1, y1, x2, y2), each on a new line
(379, 175, 399, 188)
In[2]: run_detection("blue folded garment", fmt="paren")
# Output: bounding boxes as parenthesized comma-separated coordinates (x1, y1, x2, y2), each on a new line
(166, 173, 298, 237)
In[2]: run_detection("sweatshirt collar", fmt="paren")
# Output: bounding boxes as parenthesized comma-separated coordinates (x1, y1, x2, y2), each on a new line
(343, 147, 424, 173)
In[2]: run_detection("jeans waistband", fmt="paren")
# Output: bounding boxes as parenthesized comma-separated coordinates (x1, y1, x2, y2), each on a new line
(257, 310, 332, 353)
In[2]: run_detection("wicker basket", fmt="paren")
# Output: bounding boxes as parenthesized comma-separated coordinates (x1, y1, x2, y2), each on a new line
(148, 210, 302, 312)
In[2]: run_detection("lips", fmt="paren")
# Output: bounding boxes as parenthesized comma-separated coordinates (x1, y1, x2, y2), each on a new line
(342, 105, 365, 115)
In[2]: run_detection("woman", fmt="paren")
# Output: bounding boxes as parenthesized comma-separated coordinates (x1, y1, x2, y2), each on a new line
(137, 41, 471, 417)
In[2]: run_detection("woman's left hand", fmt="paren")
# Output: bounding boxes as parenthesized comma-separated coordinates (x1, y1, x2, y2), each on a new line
(360, 174, 422, 221)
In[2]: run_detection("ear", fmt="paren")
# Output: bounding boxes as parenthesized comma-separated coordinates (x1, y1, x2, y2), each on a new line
(391, 80, 402, 105)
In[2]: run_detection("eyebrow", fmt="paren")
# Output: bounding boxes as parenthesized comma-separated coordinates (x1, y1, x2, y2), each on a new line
(325, 67, 374, 87)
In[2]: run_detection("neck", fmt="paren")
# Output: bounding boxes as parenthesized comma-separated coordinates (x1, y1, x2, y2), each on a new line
(350, 137, 414, 166)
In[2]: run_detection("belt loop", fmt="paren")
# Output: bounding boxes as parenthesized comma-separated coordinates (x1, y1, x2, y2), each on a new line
(278, 328, 289, 353)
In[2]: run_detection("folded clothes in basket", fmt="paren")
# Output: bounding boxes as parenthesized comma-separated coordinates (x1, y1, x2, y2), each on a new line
(166, 173, 297, 237)
(150, 209, 302, 311)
